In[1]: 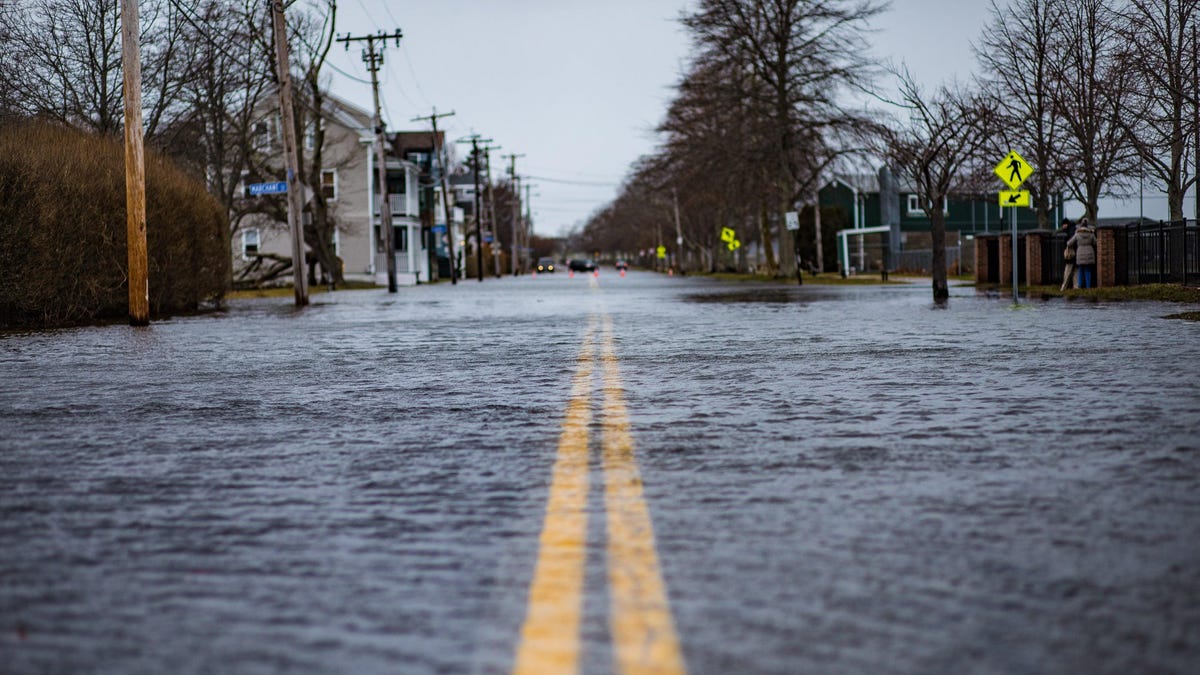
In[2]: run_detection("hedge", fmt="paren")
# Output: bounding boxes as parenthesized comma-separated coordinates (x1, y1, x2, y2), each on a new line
(0, 121, 229, 327)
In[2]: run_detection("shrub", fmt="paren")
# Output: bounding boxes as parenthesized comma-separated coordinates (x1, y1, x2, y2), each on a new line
(0, 121, 229, 327)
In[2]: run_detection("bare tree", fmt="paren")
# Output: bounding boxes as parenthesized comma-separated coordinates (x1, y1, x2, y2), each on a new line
(161, 0, 274, 237)
(1117, 0, 1199, 221)
(976, 0, 1069, 230)
(1052, 0, 1137, 222)
(289, 0, 343, 286)
(1, 0, 190, 139)
(880, 71, 992, 301)
(681, 0, 885, 276)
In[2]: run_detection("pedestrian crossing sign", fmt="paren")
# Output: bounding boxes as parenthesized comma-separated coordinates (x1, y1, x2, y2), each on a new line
(656, 245, 667, 259)
(994, 150, 1034, 190)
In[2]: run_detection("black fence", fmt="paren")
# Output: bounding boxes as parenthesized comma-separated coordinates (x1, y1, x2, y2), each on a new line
(1039, 233, 1070, 286)
(1115, 220, 1200, 286)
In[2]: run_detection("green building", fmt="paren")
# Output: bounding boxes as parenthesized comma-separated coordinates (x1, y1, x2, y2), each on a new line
(820, 167, 1059, 274)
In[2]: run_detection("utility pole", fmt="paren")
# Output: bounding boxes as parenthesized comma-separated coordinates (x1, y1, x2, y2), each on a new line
(121, 0, 148, 324)
(412, 108, 457, 284)
(270, 0, 309, 306)
(338, 29, 402, 293)
(503, 153, 525, 275)
(457, 135, 492, 282)
(483, 144, 502, 277)
(524, 182, 534, 266)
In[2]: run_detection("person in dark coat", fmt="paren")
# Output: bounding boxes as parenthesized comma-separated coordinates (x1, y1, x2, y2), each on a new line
(1067, 217, 1097, 288)
(1059, 218, 1076, 291)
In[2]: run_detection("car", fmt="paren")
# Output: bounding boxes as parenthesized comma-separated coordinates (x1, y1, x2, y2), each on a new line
(615, 260, 628, 270)
(535, 257, 556, 273)
(568, 258, 596, 272)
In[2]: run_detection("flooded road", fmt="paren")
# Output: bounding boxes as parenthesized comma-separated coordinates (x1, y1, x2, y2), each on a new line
(2, 272, 1199, 673)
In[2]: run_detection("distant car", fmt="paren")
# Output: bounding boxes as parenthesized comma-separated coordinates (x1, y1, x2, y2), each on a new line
(615, 260, 628, 270)
(535, 257, 556, 273)
(568, 258, 596, 272)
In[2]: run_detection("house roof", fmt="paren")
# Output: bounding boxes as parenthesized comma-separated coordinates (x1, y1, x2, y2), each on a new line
(826, 171, 926, 195)
(828, 173, 878, 194)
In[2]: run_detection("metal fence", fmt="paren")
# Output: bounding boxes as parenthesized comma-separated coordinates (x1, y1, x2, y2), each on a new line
(892, 246, 973, 275)
(1039, 233, 1068, 286)
(1116, 220, 1200, 286)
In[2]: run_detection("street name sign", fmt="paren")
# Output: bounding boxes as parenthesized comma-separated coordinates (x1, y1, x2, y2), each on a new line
(999, 190, 1031, 207)
(993, 151, 1034, 190)
(248, 181, 288, 196)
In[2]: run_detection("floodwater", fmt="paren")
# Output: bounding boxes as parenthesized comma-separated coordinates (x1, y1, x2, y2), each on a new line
(2, 272, 1198, 673)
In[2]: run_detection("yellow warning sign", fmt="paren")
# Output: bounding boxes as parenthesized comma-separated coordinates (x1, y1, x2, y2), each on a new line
(999, 190, 1031, 207)
(656, 245, 667, 259)
(994, 150, 1034, 190)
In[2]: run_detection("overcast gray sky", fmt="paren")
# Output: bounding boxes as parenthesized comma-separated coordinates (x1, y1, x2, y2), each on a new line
(327, 1, 1158, 236)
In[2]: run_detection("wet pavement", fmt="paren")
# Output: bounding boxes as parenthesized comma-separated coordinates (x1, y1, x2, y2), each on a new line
(2, 271, 1199, 673)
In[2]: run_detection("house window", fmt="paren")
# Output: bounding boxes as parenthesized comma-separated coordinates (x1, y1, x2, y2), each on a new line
(906, 194, 948, 216)
(395, 226, 408, 253)
(242, 228, 260, 258)
(236, 170, 249, 198)
(304, 119, 325, 152)
(253, 119, 272, 153)
(321, 169, 337, 200)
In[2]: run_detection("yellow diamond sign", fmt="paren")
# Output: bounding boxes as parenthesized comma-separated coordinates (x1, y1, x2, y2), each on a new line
(994, 150, 1034, 190)
(999, 190, 1030, 207)
(656, 245, 667, 259)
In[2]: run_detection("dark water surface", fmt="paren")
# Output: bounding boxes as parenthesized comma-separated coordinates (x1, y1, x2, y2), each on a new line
(2, 273, 1198, 673)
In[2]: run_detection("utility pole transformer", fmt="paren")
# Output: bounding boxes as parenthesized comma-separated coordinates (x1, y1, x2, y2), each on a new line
(338, 29, 403, 293)
(121, 0, 149, 324)
(412, 108, 457, 284)
(270, 0, 309, 306)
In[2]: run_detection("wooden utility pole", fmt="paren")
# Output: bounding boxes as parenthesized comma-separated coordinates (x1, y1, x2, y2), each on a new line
(412, 108, 457, 284)
(524, 182, 533, 252)
(458, 135, 492, 282)
(339, 30, 402, 293)
(503, 153, 524, 275)
(269, 0, 309, 306)
(483, 145, 502, 277)
(121, 0, 148, 325)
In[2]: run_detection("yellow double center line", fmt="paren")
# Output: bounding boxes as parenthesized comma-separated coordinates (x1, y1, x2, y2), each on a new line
(514, 315, 685, 675)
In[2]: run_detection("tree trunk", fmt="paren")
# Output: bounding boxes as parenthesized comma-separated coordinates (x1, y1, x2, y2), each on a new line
(930, 206, 949, 301)
(759, 202, 777, 273)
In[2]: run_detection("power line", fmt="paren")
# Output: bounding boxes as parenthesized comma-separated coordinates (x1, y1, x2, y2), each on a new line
(527, 175, 619, 187)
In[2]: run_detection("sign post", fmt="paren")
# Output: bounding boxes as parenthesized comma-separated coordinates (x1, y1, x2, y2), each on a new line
(993, 150, 1035, 304)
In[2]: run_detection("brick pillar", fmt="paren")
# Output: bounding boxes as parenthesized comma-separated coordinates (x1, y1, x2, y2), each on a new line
(1025, 231, 1047, 287)
(1096, 226, 1119, 287)
(998, 233, 1013, 287)
(975, 236, 988, 284)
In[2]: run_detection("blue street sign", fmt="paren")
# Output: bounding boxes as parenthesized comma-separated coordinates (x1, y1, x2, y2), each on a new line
(247, 181, 288, 196)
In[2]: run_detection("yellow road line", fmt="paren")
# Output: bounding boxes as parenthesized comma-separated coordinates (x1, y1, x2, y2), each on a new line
(513, 319, 597, 675)
(600, 316, 686, 675)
